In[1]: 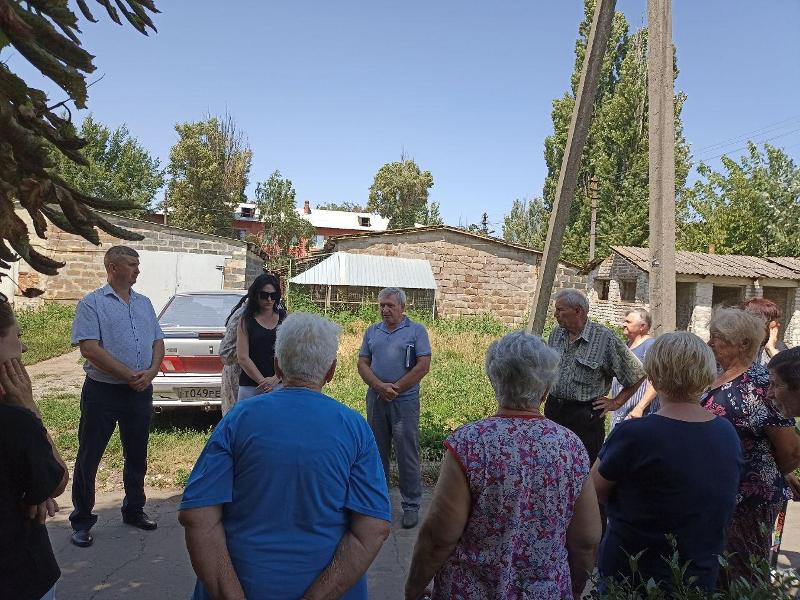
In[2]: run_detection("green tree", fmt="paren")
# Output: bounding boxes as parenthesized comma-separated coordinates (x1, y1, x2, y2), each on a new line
(0, 1, 158, 277)
(367, 158, 434, 229)
(165, 116, 252, 237)
(315, 201, 367, 212)
(503, 198, 548, 248)
(538, 2, 691, 263)
(254, 170, 315, 264)
(424, 201, 444, 225)
(678, 143, 800, 257)
(51, 115, 165, 217)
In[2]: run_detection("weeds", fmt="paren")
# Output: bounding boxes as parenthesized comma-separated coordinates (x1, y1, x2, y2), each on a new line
(17, 303, 76, 365)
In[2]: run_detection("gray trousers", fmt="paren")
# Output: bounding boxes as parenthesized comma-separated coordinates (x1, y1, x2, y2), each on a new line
(366, 391, 422, 511)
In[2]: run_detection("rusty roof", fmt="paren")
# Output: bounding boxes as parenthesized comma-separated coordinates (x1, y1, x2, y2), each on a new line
(611, 246, 800, 280)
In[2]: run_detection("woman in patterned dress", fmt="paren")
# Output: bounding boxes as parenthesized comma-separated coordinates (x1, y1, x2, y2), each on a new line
(701, 308, 800, 586)
(219, 301, 245, 415)
(404, 332, 602, 600)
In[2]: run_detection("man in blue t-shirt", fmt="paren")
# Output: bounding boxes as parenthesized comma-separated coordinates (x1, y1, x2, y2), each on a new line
(358, 287, 432, 529)
(179, 313, 391, 600)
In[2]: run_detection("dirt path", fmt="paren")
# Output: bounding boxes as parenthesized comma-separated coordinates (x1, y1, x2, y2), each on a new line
(27, 348, 85, 400)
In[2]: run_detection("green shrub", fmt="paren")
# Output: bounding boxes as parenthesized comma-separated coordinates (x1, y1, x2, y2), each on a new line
(592, 538, 800, 599)
(17, 303, 76, 365)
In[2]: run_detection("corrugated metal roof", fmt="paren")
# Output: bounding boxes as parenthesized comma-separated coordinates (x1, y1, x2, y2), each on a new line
(612, 246, 800, 280)
(289, 252, 437, 289)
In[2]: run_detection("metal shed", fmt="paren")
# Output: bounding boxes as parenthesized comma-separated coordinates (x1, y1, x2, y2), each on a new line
(289, 252, 437, 314)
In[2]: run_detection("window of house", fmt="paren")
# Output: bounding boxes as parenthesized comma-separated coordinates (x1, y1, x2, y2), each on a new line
(358, 216, 371, 227)
(621, 280, 636, 302)
(594, 279, 610, 301)
(235, 229, 246, 240)
(312, 235, 326, 248)
(240, 207, 254, 218)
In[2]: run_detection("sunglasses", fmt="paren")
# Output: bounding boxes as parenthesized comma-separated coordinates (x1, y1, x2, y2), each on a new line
(259, 291, 280, 301)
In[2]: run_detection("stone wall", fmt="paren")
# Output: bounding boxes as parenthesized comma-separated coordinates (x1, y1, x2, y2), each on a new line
(785, 289, 800, 347)
(11, 209, 264, 307)
(587, 254, 650, 326)
(330, 229, 585, 327)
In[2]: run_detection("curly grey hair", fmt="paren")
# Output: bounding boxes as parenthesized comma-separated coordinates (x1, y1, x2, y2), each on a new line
(485, 331, 561, 410)
(275, 313, 341, 384)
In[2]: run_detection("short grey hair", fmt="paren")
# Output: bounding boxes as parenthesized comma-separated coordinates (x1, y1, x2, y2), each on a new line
(554, 288, 589, 314)
(275, 313, 341, 383)
(378, 287, 406, 307)
(626, 307, 652, 330)
(644, 331, 716, 400)
(709, 307, 765, 364)
(104, 245, 138, 266)
(485, 331, 561, 410)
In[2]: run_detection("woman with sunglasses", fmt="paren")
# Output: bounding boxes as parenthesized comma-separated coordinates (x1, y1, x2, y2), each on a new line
(236, 273, 287, 402)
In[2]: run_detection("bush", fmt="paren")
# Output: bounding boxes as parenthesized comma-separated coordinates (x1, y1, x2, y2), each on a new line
(592, 539, 800, 599)
(17, 303, 76, 365)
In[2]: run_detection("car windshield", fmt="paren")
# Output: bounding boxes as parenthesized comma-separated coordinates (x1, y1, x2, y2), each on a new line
(159, 294, 244, 328)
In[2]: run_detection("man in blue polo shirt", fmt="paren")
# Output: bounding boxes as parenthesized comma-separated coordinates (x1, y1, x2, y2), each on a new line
(358, 287, 432, 528)
(69, 246, 165, 547)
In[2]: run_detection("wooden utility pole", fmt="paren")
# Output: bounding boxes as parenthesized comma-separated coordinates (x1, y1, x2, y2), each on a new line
(647, 0, 677, 335)
(526, 0, 617, 335)
(588, 176, 599, 261)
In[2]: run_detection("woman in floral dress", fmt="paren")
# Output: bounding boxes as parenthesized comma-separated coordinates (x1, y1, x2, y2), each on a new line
(701, 308, 800, 585)
(404, 332, 601, 600)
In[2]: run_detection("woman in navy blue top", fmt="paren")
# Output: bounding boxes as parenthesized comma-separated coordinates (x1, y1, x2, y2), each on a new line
(592, 331, 743, 592)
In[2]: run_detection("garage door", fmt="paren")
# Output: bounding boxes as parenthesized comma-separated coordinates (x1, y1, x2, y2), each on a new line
(135, 251, 230, 313)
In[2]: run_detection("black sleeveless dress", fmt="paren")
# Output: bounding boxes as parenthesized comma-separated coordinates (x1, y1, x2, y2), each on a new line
(239, 315, 279, 387)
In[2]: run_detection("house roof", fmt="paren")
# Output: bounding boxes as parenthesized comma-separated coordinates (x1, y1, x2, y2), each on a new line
(611, 246, 800, 280)
(299, 208, 389, 232)
(767, 256, 800, 274)
(322, 224, 579, 263)
(233, 203, 390, 232)
(289, 252, 437, 289)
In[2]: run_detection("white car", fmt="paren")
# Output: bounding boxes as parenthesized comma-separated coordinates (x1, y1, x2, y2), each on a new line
(153, 290, 245, 411)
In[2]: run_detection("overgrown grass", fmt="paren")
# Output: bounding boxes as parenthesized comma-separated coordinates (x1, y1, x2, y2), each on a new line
(17, 303, 77, 365)
(33, 293, 619, 488)
(39, 391, 214, 489)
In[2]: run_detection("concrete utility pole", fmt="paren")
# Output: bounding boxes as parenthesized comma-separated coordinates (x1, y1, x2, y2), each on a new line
(647, 0, 677, 335)
(588, 176, 599, 261)
(526, 0, 617, 335)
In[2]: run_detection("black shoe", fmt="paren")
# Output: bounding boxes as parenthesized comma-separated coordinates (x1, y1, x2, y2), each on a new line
(71, 529, 93, 547)
(122, 512, 157, 531)
(401, 510, 419, 529)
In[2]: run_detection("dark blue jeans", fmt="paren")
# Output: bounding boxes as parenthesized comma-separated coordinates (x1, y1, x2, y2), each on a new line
(69, 377, 153, 531)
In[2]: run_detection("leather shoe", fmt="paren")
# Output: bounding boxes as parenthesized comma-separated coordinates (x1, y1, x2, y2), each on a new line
(71, 529, 93, 548)
(401, 510, 419, 529)
(122, 512, 157, 531)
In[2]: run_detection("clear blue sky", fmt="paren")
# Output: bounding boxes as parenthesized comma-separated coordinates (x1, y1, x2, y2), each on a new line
(6, 0, 800, 230)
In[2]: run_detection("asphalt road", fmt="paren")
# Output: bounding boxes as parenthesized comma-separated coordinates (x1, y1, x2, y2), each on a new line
(47, 487, 800, 599)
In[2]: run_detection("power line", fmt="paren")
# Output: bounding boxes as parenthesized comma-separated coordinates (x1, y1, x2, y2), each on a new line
(695, 126, 800, 163)
(693, 114, 800, 154)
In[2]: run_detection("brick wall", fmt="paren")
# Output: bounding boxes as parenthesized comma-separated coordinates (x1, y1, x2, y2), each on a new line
(12, 209, 264, 307)
(331, 229, 585, 327)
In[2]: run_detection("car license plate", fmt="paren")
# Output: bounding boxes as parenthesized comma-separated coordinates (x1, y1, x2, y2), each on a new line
(177, 387, 221, 400)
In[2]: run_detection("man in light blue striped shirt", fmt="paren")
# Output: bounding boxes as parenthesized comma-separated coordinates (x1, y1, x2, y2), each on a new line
(68, 246, 164, 548)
